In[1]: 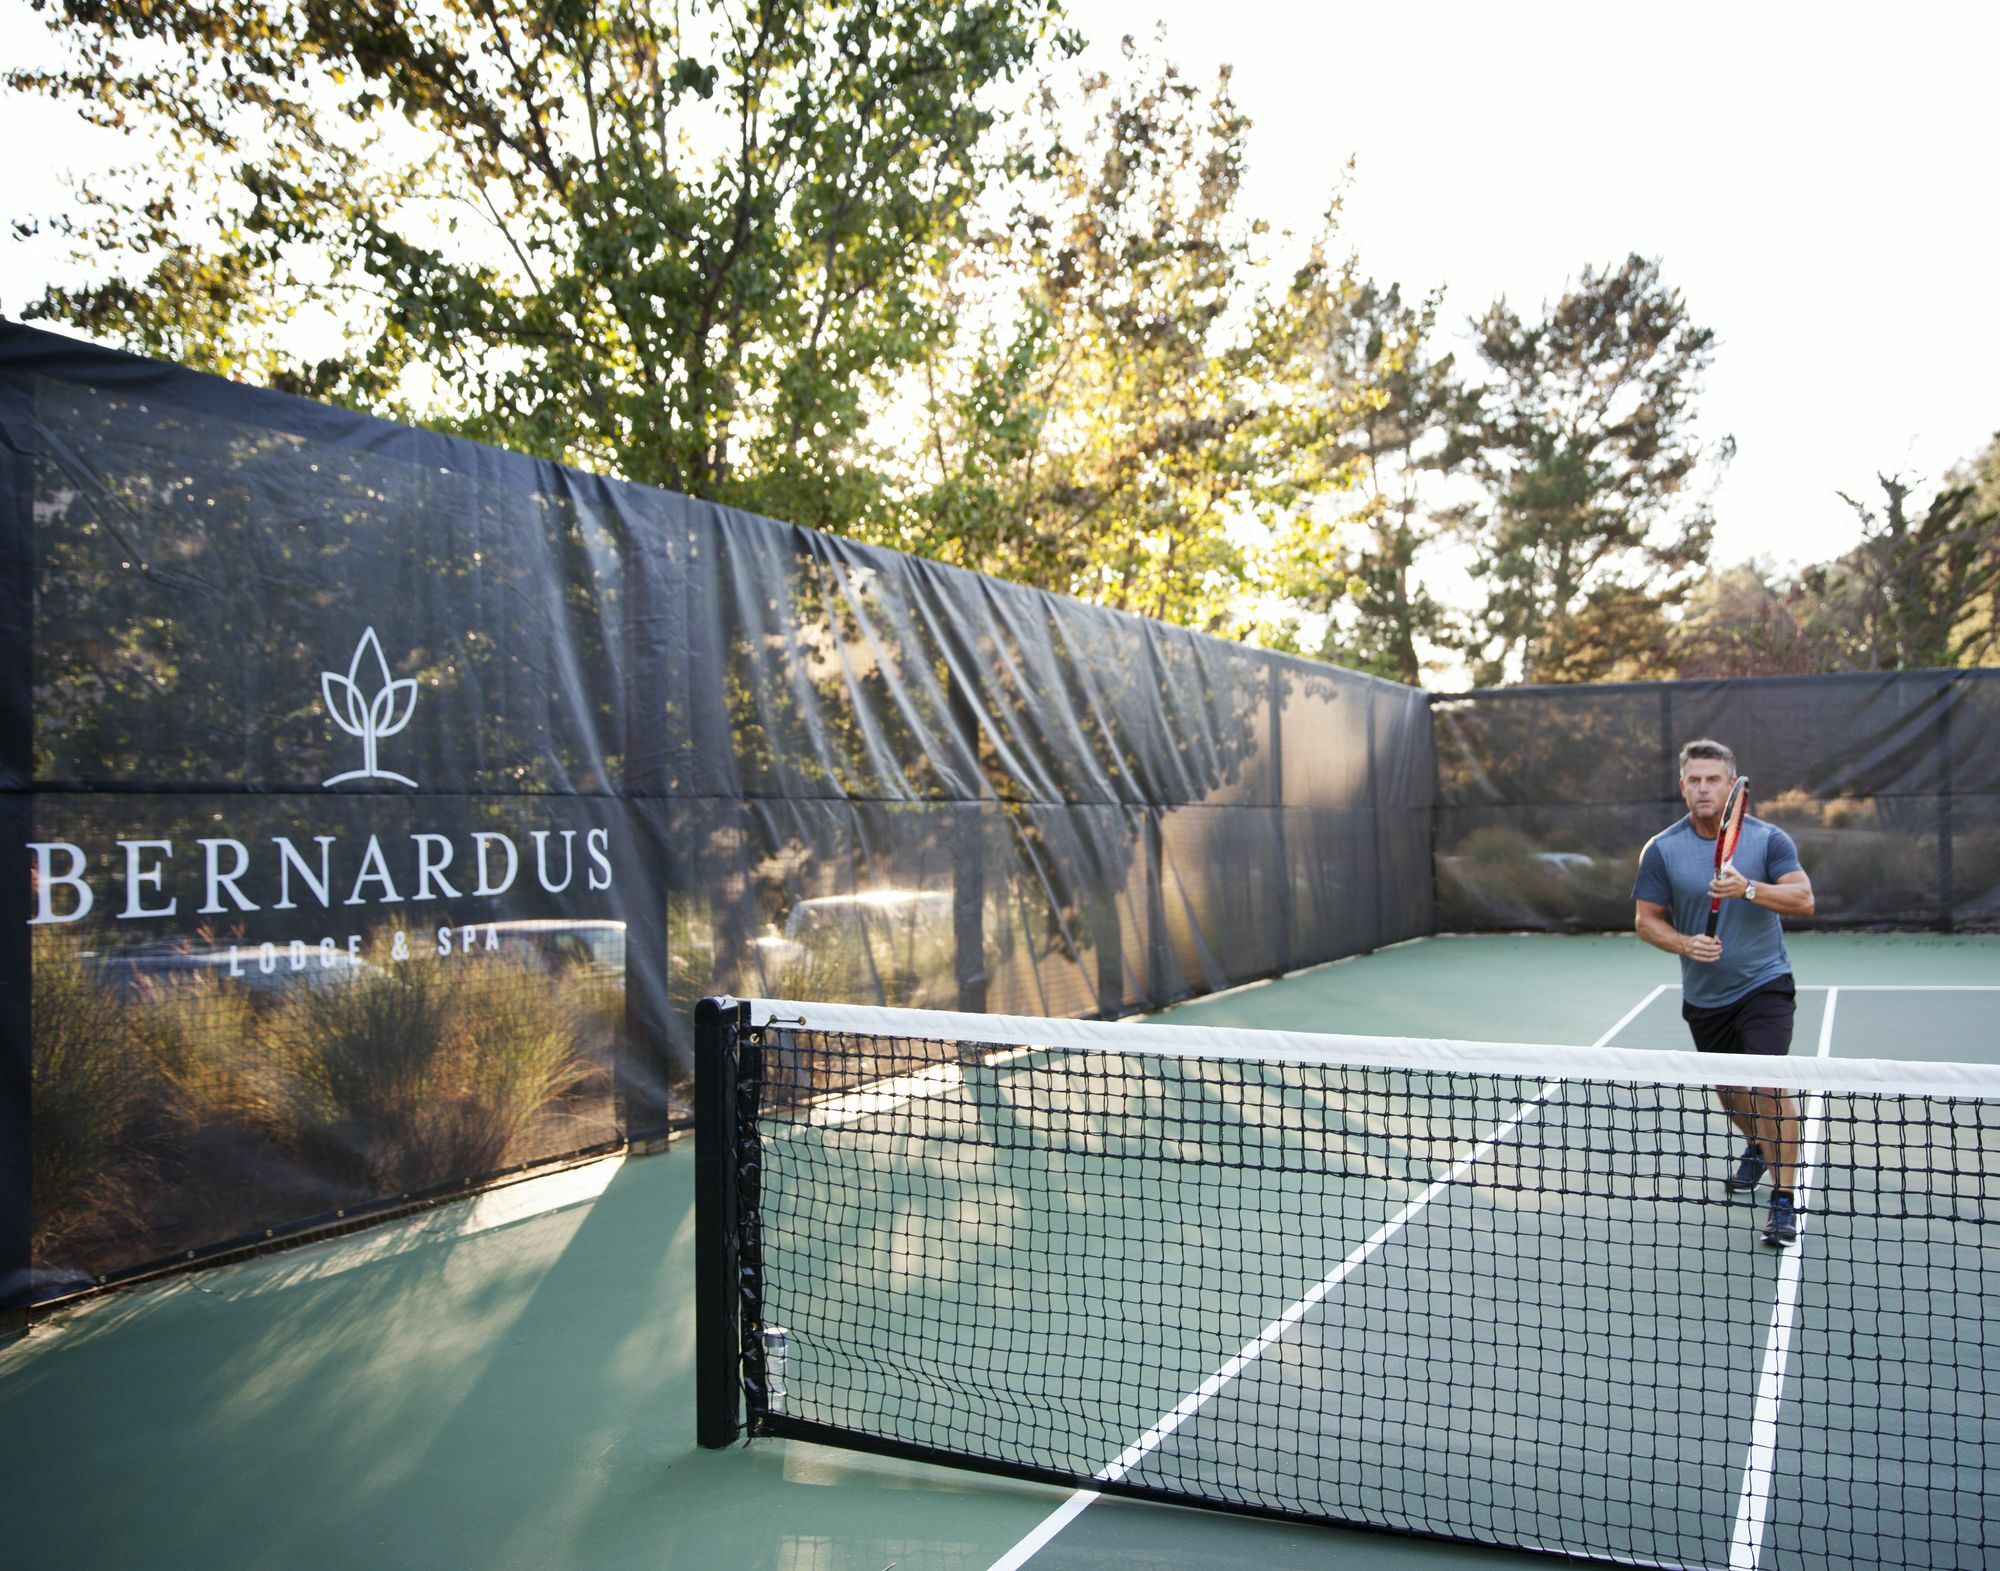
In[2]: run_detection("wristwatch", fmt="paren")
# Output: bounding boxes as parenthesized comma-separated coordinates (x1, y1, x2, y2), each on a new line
(1744, 882, 1758, 902)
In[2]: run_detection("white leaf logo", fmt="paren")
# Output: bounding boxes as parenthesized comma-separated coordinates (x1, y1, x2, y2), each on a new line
(323, 627, 419, 788)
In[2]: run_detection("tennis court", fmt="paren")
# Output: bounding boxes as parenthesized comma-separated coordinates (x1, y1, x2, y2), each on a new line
(3, 931, 1993, 1571)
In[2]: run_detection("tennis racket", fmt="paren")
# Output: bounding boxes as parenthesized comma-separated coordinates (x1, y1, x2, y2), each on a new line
(1703, 776, 1750, 937)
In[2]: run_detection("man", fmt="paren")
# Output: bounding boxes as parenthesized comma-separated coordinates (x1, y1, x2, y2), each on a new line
(1633, 740, 1817, 1246)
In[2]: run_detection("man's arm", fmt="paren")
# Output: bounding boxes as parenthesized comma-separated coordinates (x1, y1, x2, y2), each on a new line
(1712, 864, 1816, 918)
(1635, 898, 1721, 963)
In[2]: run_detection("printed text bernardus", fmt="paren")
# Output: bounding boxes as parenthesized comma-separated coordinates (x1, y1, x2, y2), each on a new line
(26, 829, 614, 924)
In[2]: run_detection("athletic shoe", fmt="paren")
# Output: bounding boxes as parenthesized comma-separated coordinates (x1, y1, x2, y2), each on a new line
(1762, 1194, 1799, 1247)
(1725, 1146, 1767, 1192)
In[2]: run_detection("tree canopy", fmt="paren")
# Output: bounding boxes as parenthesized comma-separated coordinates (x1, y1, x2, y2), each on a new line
(8, 0, 1073, 530)
(867, 42, 1378, 638)
(1455, 254, 1729, 686)
(1306, 280, 1477, 684)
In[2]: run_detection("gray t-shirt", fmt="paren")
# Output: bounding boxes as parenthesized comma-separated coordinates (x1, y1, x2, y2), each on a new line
(1633, 814, 1803, 1009)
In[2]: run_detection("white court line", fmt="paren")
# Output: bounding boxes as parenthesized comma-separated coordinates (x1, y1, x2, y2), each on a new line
(981, 985, 1672, 1571)
(1727, 987, 1838, 1571)
(1667, 985, 2000, 991)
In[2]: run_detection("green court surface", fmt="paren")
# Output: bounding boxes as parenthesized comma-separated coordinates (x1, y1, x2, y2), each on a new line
(3, 932, 1996, 1571)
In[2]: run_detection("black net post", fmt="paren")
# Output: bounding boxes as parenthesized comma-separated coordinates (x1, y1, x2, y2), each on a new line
(733, 1015, 771, 1429)
(695, 994, 752, 1447)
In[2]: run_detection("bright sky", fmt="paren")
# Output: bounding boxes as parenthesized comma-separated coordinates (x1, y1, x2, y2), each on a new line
(1060, 0, 2000, 573)
(3, 0, 1996, 580)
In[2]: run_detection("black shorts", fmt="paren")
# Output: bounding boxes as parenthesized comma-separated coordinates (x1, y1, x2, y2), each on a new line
(1682, 978, 1796, 1056)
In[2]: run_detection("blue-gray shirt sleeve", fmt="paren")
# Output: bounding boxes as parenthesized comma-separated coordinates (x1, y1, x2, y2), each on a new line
(1764, 824, 1803, 879)
(1633, 838, 1670, 904)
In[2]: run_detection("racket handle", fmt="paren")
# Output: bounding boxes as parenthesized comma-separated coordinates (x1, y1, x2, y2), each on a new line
(1703, 899, 1723, 938)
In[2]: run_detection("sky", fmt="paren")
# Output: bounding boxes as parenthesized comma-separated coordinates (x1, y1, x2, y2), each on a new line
(1056, 1, 2000, 573)
(3, 0, 1996, 580)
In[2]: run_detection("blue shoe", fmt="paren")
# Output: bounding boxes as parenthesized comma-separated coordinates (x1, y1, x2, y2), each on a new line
(1726, 1146, 1767, 1192)
(1762, 1194, 1799, 1246)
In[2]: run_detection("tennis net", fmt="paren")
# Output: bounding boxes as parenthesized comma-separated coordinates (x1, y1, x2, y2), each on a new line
(694, 997, 2000, 1570)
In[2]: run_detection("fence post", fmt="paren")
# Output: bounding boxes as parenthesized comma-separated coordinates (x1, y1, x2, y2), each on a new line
(0, 795, 28, 1323)
(1658, 685, 1676, 818)
(0, 369, 34, 1320)
(949, 669, 988, 1013)
(617, 524, 680, 1136)
(1939, 674, 1956, 934)
(1367, 682, 1385, 947)
(1270, 664, 1292, 972)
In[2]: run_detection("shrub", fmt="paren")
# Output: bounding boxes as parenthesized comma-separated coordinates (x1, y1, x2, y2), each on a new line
(666, 894, 718, 1020)
(28, 931, 160, 1260)
(1437, 827, 1632, 930)
(1794, 827, 1938, 918)
(1456, 827, 1543, 867)
(1820, 796, 1877, 831)
(127, 967, 269, 1133)
(1953, 828, 2000, 923)
(757, 922, 926, 1009)
(259, 949, 600, 1196)
(1760, 789, 1826, 828)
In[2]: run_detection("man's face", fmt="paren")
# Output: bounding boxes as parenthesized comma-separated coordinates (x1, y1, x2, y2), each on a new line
(1680, 757, 1734, 823)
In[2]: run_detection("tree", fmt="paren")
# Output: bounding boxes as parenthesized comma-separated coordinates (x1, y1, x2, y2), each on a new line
(1965, 430, 2000, 517)
(886, 40, 1372, 639)
(1303, 281, 1477, 685)
(1665, 435, 2000, 679)
(1945, 431, 2000, 659)
(1666, 562, 1818, 678)
(1457, 254, 1730, 685)
(1810, 471, 2000, 670)
(7, 0, 1072, 529)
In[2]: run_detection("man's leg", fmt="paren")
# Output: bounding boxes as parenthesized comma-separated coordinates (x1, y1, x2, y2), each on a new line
(1694, 983, 1799, 1237)
(1714, 1084, 1762, 1148)
(1693, 1007, 1760, 1167)
(1753, 1085, 1802, 1244)
(1742, 1085, 1799, 1194)
(1736, 985, 1801, 1242)
(1713, 1085, 1775, 1189)
(1712, 1085, 1800, 1179)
